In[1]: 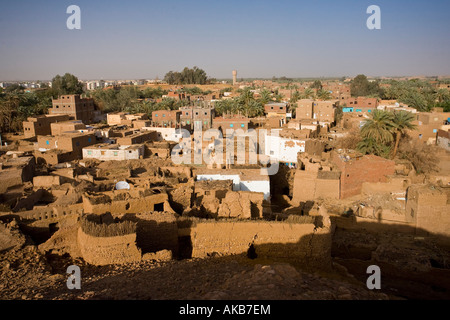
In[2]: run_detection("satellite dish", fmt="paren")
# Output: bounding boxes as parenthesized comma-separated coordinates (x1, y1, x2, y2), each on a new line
(115, 181, 130, 190)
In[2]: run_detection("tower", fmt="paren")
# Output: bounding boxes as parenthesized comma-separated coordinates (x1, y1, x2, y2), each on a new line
(232, 70, 237, 86)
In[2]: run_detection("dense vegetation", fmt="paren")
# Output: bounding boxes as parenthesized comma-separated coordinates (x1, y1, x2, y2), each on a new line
(350, 74, 450, 112)
(163, 66, 215, 85)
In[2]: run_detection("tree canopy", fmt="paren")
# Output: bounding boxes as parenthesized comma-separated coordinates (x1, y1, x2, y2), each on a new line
(51, 73, 84, 96)
(164, 67, 213, 85)
(350, 74, 383, 98)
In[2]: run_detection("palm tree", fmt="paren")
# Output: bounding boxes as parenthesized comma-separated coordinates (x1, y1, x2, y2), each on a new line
(316, 89, 332, 100)
(258, 89, 272, 105)
(436, 88, 450, 103)
(357, 137, 391, 158)
(291, 90, 301, 103)
(360, 110, 395, 144)
(301, 88, 314, 99)
(390, 110, 417, 159)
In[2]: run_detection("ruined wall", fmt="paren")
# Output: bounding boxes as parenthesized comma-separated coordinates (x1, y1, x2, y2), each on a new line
(217, 191, 264, 219)
(168, 183, 193, 214)
(126, 212, 179, 256)
(77, 227, 142, 266)
(187, 220, 332, 269)
(33, 175, 61, 188)
(82, 191, 174, 215)
(405, 185, 450, 238)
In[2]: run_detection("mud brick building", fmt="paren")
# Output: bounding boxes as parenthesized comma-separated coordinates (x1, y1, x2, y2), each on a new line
(212, 115, 250, 133)
(180, 106, 214, 130)
(49, 95, 97, 124)
(23, 115, 70, 139)
(50, 120, 87, 136)
(36, 132, 96, 163)
(296, 99, 337, 123)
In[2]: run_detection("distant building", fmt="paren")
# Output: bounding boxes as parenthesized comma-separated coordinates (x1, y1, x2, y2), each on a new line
(341, 97, 378, 113)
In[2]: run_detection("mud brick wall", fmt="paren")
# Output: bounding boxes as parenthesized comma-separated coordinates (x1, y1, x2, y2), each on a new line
(133, 212, 179, 256)
(188, 221, 332, 269)
(77, 228, 142, 266)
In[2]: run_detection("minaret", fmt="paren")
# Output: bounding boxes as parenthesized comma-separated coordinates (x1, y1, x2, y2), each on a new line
(232, 70, 237, 86)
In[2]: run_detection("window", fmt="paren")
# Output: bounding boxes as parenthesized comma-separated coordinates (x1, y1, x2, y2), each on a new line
(204, 112, 207, 115)
(87, 150, 92, 155)
(101, 151, 105, 155)
(163, 114, 166, 117)
(76, 142, 80, 147)
(204, 121, 207, 125)
(185, 112, 189, 116)
(241, 124, 245, 127)
(88, 137, 91, 142)
(230, 124, 234, 127)
(195, 112, 199, 116)
(46, 140, 49, 145)
(113, 151, 118, 156)
(271, 106, 274, 110)
(187, 121, 190, 124)
(155, 114, 158, 117)
(433, 129, 437, 133)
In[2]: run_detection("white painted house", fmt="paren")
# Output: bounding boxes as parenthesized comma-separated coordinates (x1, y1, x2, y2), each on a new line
(195, 168, 270, 200)
(82, 144, 144, 161)
(264, 133, 305, 164)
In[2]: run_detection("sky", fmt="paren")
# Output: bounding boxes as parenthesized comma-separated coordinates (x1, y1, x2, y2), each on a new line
(0, 0, 449, 81)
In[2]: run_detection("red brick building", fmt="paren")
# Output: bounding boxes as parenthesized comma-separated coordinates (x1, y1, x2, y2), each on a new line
(151, 110, 181, 128)
(331, 151, 395, 199)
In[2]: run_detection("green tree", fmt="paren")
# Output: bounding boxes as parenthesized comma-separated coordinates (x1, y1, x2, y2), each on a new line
(316, 89, 332, 100)
(390, 110, 417, 159)
(291, 90, 301, 103)
(310, 80, 322, 90)
(350, 74, 382, 97)
(258, 89, 272, 105)
(51, 73, 84, 96)
(360, 110, 395, 144)
(357, 137, 391, 158)
(301, 88, 314, 99)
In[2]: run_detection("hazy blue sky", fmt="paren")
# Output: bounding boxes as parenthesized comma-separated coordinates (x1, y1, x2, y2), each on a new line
(0, 0, 449, 80)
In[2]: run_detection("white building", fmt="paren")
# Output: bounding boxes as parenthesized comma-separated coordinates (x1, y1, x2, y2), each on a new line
(82, 144, 144, 161)
(195, 168, 270, 200)
(264, 133, 305, 164)
(141, 127, 188, 143)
